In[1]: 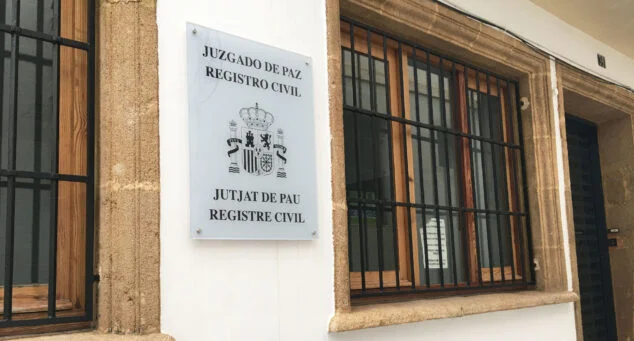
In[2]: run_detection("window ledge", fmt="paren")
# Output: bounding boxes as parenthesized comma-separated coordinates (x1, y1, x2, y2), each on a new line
(7, 332, 174, 341)
(328, 290, 578, 332)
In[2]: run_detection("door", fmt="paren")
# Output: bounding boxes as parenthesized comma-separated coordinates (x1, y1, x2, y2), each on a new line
(566, 115, 617, 341)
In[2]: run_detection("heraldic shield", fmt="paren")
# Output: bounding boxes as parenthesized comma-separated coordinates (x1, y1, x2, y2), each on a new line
(227, 103, 287, 177)
(241, 127, 274, 175)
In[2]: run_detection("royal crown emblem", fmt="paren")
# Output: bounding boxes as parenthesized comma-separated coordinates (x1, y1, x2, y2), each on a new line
(226, 103, 287, 177)
(239, 104, 275, 130)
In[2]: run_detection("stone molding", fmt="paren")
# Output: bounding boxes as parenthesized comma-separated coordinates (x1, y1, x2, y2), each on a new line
(96, 0, 162, 335)
(328, 0, 573, 329)
(560, 63, 634, 115)
(17, 332, 173, 341)
(329, 291, 577, 332)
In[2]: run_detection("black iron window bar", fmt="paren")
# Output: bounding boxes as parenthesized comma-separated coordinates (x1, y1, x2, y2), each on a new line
(0, 0, 95, 327)
(341, 17, 535, 300)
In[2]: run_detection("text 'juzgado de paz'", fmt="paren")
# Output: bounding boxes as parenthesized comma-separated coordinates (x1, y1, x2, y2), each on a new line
(202, 45, 304, 97)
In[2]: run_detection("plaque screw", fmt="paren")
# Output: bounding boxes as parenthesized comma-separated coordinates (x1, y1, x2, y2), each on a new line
(312, 231, 317, 237)
(192, 28, 197, 34)
(196, 228, 202, 234)
(305, 61, 310, 66)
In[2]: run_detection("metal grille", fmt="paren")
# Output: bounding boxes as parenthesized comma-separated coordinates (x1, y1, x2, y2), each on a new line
(566, 116, 617, 341)
(0, 0, 95, 327)
(341, 17, 534, 299)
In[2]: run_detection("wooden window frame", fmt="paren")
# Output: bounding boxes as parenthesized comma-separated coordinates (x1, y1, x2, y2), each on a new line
(0, 0, 94, 335)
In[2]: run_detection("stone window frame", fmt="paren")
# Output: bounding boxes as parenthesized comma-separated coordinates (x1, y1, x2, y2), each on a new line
(327, 0, 577, 332)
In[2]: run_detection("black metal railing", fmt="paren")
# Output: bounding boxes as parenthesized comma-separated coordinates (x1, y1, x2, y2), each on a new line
(341, 17, 534, 299)
(0, 0, 95, 327)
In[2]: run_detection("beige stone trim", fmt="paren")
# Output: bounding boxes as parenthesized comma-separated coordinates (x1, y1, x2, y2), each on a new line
(560, 64, 634, 117)
(328, 0, 572, 330)
(15, 332, 173, 341)
(329, 291, 578, 332)
(96, 0, 163, 336)
(554, 63, 583, 341)
(327, 0, 350, 315)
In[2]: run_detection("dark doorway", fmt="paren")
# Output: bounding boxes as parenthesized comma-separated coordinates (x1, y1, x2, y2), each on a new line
(566, 115, 617, 341)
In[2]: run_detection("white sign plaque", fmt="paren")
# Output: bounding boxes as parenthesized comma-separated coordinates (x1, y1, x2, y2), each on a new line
(187, 23, 317, 240)
(420, 218, 448, 269)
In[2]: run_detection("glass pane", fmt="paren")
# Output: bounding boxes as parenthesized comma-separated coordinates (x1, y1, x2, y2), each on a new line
(373, 59, 388, 114)
(1, 1, 11, 26)
(355, 54, 371, 111)
(477, 213, 513, 269)
(411, 129, 459, 207)
(442, 65, 453, 129)
(471, 94, 510, 210)
(495, 144, 511, 210)
(468, 89, 504, 141)
(343, 111, 392, 202)
(408, 62, 429, 124)
(11, 178, 52, 286)
(348, 204, 396, 272)
(436, 131, 458, 207)
(19, 0, 57, 36)
(411, 127, 434, 204)
(342, 49, 353, 107)
(468, 91, 484, 137)
(348, 204, 361, 272)
(342, 49, 388, 114)
(417, 209, 464, 285)
(408, 60, 452, 128)
(488, 91, 503, 142)
(15, 36, 56, 173)
(0, 179, 87, 316)
(0, 178, 52, 316)
(343, 112, 358, 195)
(58, 46, 88, 176)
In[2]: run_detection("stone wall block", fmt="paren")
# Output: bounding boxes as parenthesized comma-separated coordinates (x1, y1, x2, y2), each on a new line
(97, 0, 160, 334)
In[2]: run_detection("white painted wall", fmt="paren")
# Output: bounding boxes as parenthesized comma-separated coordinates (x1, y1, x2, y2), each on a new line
(157, 1, 594, 340)
(441, 0, 634, 90)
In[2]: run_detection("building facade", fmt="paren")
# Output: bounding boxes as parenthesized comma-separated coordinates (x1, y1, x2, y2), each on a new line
(2, 0, 633, 340)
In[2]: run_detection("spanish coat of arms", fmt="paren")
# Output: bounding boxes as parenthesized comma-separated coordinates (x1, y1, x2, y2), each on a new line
(226, 103, 287, 177)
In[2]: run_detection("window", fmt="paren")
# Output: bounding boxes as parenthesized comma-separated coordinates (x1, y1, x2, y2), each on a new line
(0, 0, 94, 332)
(341, 19, 534, 300)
